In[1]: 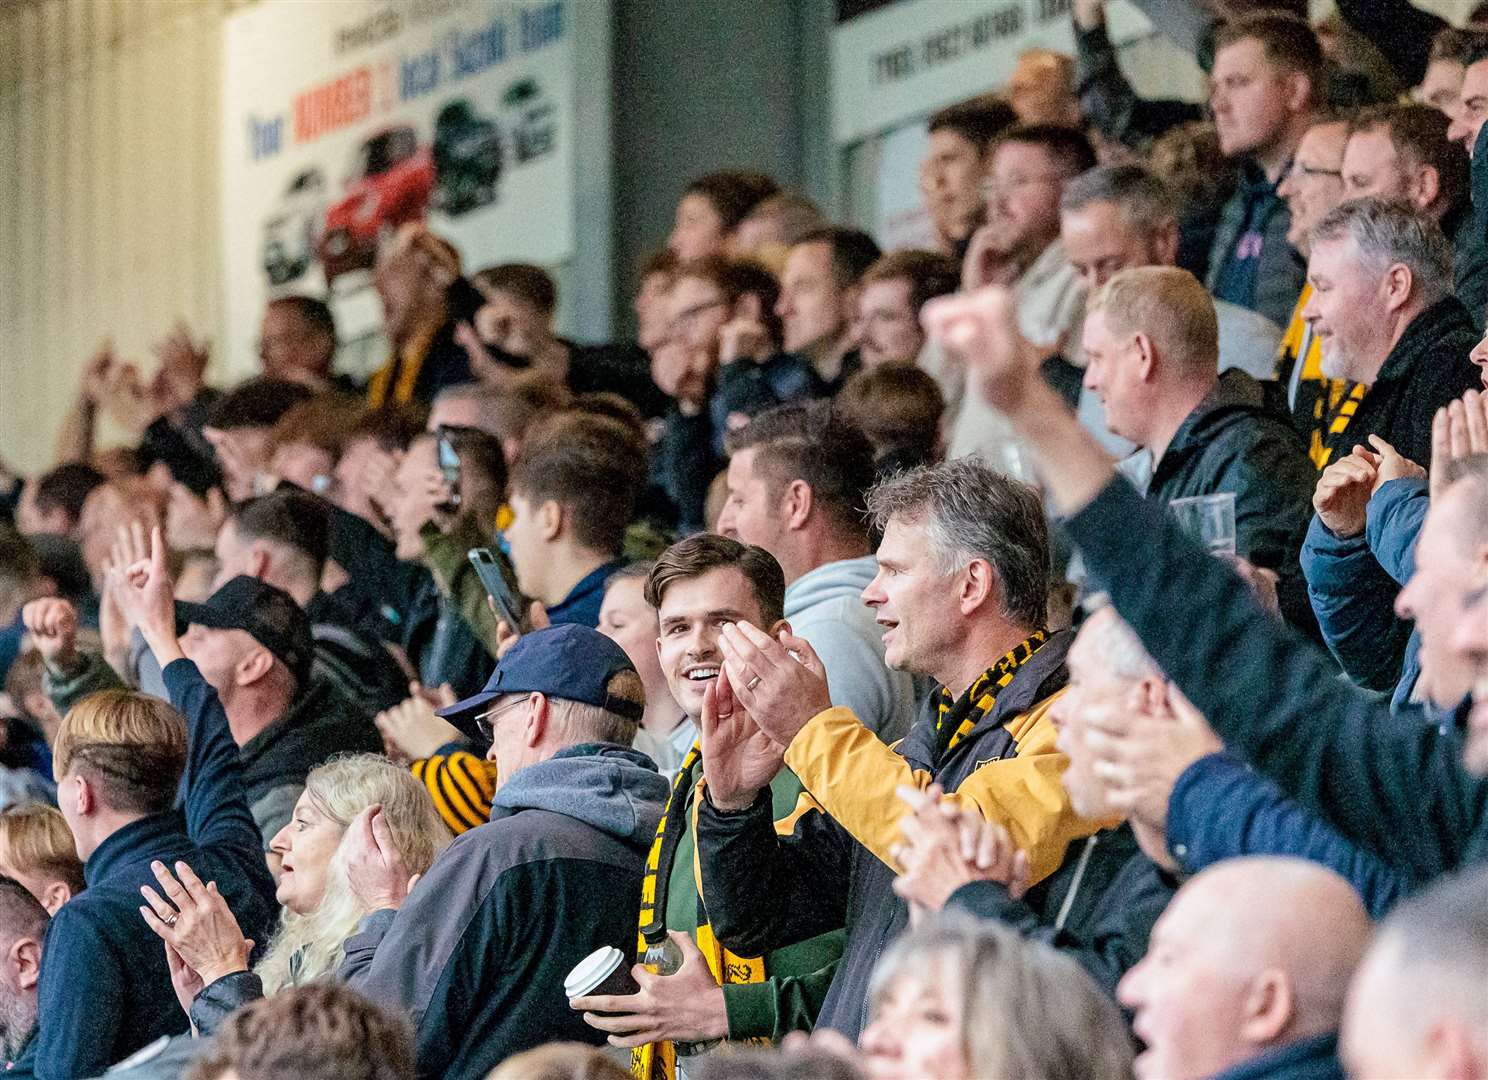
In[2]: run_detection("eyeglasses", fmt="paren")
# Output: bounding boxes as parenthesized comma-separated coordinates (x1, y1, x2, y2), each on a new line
(1289, 163, 1342, 180)
(979, 175, 1064, 199)
(475, 696, 528, 743)
(668, 297, 728, 336)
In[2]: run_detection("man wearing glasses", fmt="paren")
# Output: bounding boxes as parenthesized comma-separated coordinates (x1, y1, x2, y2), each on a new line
(341, 622, 671, 1079)
(931, 123, 1099, 461)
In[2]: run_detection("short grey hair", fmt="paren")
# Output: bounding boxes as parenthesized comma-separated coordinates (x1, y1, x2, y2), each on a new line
(1078, 595, 1161, 680)
(1309, 197, 1454, 302)
(1060, 164, 1177, 235)
(865, 457, 1050, 627)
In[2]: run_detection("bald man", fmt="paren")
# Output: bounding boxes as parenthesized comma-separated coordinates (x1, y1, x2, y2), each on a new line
(1119, 857, 1372, 1080)
(1342, 865, 1488, 1079)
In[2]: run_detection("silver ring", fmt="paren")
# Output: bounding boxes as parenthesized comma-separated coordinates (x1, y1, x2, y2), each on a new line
(163, 912, 179, 928)
(746, 675, 761, 691)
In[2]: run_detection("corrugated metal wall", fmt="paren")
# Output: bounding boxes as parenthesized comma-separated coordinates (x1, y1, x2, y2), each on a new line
(0, 0, 252, 474)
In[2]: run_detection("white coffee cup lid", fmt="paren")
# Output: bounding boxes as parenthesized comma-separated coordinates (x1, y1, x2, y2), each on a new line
(565, 945, 624, 999)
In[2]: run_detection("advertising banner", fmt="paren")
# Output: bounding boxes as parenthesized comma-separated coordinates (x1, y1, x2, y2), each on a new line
(220, 0, 576, 375)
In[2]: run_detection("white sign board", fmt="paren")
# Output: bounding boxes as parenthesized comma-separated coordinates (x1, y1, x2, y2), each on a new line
(832, 0, 1159, 145)
(220, 0, 577, 376)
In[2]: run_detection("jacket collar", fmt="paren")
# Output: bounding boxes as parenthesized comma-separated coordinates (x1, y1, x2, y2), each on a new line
(549, 559, 626, 622)
(84, 811, 186, 886)
(1375, 296, 1473, 387)
(1153, 369, 1271, 479)
(899, 629, 1073, 772)
(1209, 1033, 1342, 1080)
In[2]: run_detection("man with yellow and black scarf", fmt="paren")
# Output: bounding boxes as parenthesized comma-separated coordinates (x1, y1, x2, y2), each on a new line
(571, 535, 844, 1079)
(688, 458, 1119, 1042)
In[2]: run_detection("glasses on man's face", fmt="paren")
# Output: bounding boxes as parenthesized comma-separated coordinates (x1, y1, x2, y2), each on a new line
(979, 175, 1063, 200)
(1289, 162, 1343, 181)
(475, 696, 528, 744)
(668, 297, 728, 339)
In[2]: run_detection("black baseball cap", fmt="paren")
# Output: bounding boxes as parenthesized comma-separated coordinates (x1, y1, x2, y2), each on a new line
(176, 576, 314, 686)
(438, 623, 642, 741)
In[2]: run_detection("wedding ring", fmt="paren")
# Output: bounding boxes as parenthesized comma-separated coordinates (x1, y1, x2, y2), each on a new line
(163, 912, 179, 928)
(746, 675, 761, 691)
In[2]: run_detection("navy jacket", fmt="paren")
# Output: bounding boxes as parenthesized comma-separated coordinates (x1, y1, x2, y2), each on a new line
(18, 660, 277, 1079)
(1064, 477, 1488, 881)
(1211, 1034, 1344, 1080)
(947, 826, 1174, 1000)
(1302, 477, 1426, 705)
(1167, 753, 1409, 919)
(343, 744, 669, 1079)
(546, 559, 625, 629)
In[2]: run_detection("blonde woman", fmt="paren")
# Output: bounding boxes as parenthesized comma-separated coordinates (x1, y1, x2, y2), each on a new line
(858, 916, 1133, 1080)
(0, 803, 84, 914)
(137, 753, 449, 1037)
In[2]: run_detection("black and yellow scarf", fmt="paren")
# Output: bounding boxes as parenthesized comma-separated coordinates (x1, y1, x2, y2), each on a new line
(632, 743, 765, 1080)
(934, 631, 1047, 762)
(1309, 380, 1367, 470)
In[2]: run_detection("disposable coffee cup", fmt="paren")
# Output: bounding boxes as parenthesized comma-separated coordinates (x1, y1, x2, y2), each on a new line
(565, 945, 641, 1004)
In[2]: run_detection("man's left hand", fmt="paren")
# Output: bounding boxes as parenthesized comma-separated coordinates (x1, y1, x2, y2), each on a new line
(718, 622, 831, 747)
(573, 931, 728, 1048)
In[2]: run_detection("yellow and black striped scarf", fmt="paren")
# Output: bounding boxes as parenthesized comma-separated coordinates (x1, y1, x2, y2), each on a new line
(632, 743, 765, 1080)
(1309, 380, 1367, 470)
(935, 631, 1047, 762)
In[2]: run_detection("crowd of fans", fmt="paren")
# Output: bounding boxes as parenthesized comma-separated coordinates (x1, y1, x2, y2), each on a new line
(0, 0, 1486, 1077)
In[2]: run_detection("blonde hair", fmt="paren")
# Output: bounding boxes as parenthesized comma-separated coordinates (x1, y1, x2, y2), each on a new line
(0, 804, 83, 895)
(53, 690, 187, 815)
(1089, 266, 1219, 374)
(255, 754, 450, 993)
(868, 915, 1133, 1080)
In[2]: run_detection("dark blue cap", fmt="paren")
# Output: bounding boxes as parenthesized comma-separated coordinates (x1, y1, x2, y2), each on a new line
(437, 623, 642, 741)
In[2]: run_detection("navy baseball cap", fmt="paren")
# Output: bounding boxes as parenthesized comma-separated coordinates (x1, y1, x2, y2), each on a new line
(176, 576, 314, 686)
(438, 623, 642, 741)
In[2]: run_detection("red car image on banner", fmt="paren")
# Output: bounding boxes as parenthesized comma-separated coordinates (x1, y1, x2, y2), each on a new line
(317, 125, 435, 282)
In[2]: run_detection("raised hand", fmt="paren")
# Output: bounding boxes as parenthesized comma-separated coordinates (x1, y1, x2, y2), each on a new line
(1082, 682, 1223, 833)
(139, 860, 254, 993)
(698, 667, 785, 812)
(105, 524, 181, 664)
(21, 598, 79, 673)
(921, 286, 1048, 414)
(1312, 447, 1378, 538)
(375, 689, 463, 763)
(343, 806, 420, 913)
(1431, 389, 1488, 501)
(717, 622, 832, 747)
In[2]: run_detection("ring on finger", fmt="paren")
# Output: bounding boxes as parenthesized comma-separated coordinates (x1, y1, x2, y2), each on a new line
(163, 911, 179, 928)
(746, 675, 762, 691)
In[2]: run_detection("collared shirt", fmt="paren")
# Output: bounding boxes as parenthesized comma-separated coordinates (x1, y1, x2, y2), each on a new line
(547, 558, 627, 629)
(634, 716, 697, 781)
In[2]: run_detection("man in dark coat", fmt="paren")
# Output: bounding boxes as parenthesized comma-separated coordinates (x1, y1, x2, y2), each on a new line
(1081, 266, 1316, 631)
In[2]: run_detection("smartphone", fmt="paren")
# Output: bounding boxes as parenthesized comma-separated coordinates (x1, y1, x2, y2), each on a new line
(468, 547, 525, 632)
(435, 427, 463, 513)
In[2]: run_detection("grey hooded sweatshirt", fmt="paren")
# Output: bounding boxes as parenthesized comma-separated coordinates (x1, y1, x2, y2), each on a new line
(785, 556, 913, 744)
(342, 743, 670, 1080)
